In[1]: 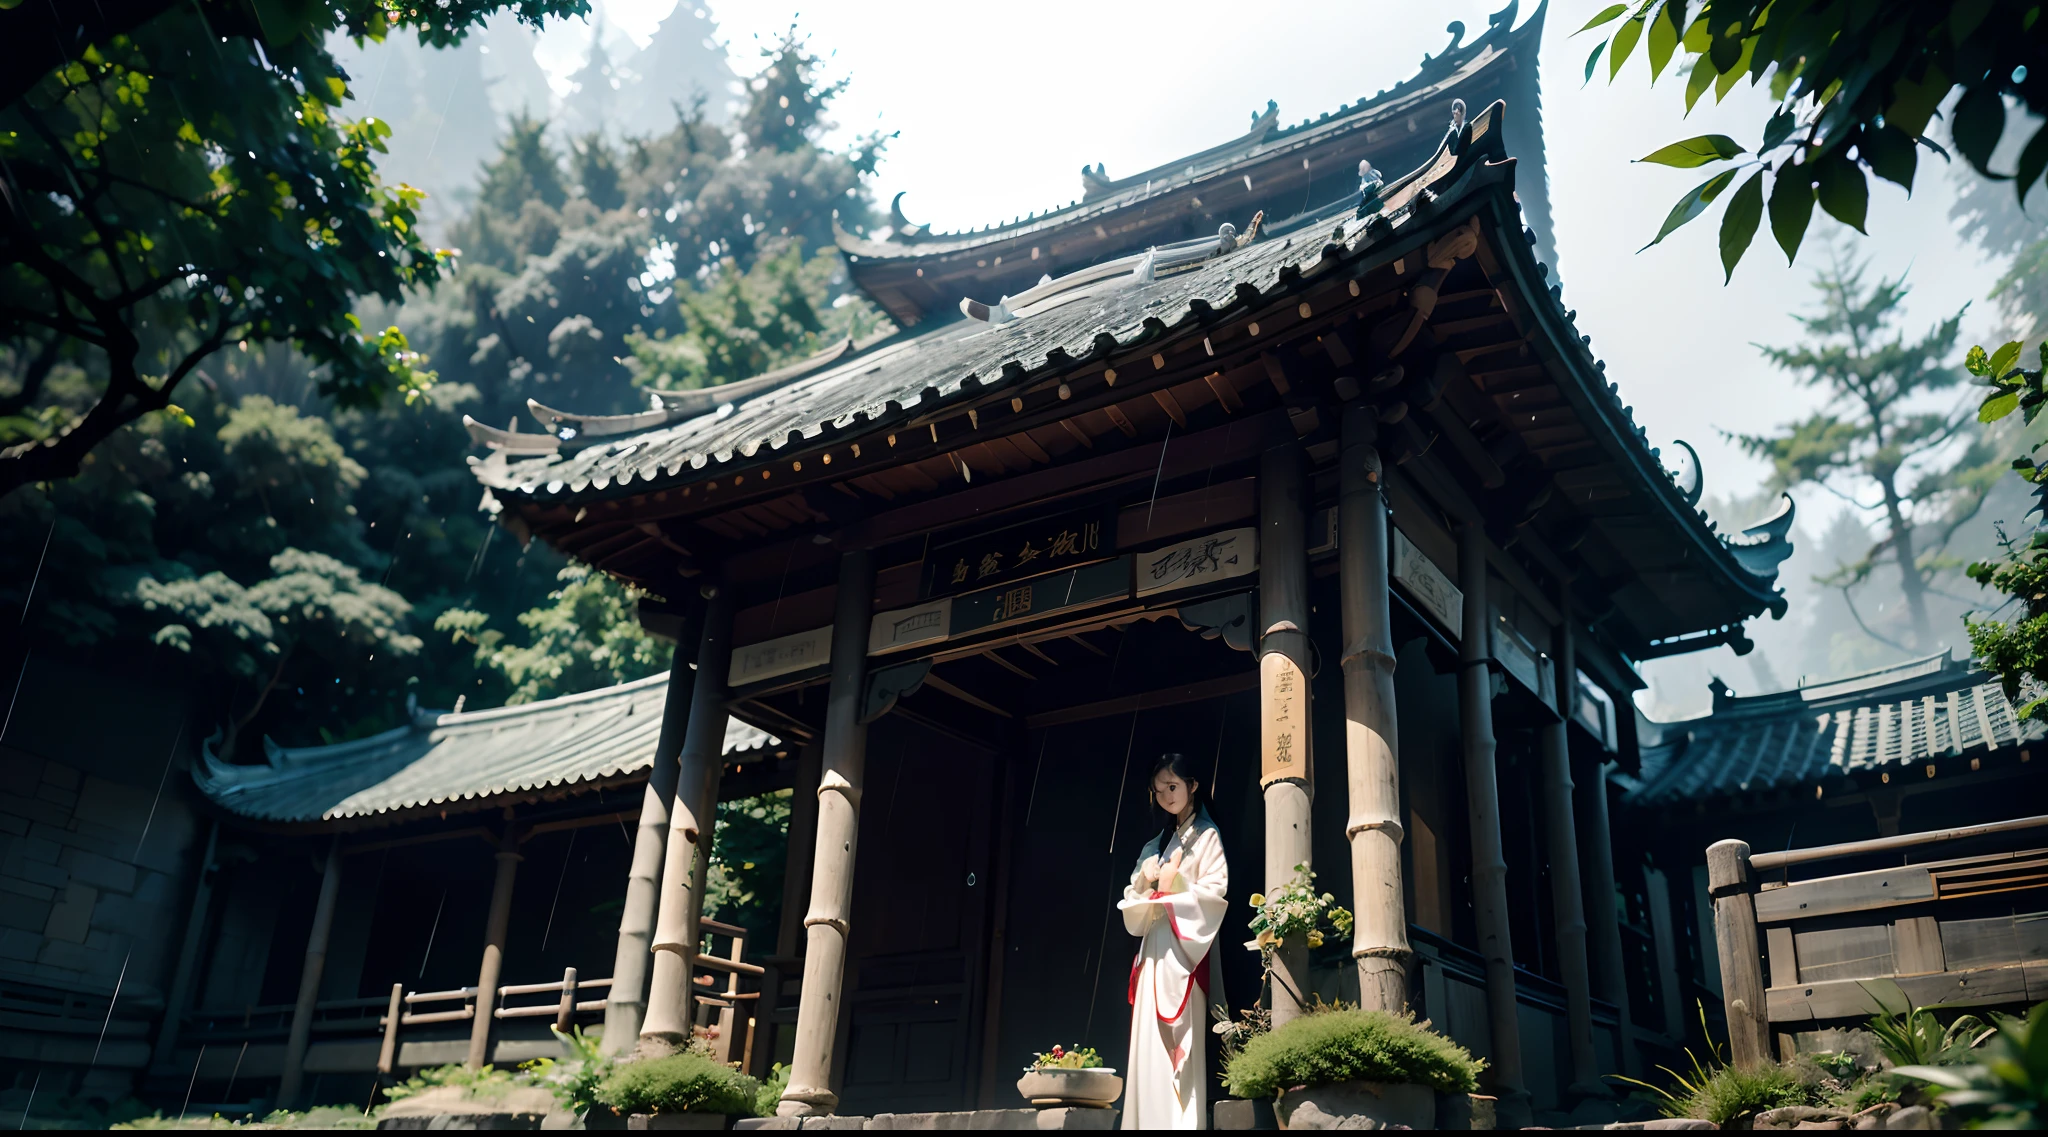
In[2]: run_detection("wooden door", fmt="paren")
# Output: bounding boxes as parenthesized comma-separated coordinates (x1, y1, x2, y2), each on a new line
(835, 714, 1001, 1116)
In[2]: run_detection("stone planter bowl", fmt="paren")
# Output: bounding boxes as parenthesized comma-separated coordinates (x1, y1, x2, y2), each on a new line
(1275, 1080, 1435, 1130)
(1017, 1067, 1124, 1109)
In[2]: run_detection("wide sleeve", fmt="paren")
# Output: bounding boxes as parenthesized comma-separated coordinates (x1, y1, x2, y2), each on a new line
(1146, 826, 1229, 1021)
(1121, 837, 1163, 936)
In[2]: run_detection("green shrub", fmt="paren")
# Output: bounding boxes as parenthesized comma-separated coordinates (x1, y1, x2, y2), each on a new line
(755, 1062, 791, 1118)
(1894, 1000, 2047, 1129)
(592, 1052, 762, 1117)
(1220, 1009, 1483, 1099)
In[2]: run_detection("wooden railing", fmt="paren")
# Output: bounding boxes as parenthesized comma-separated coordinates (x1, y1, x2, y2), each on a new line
(375, 969, 612, 1074)
(1709, 814, 2048, 1067)
(693, 918, 764, 1068)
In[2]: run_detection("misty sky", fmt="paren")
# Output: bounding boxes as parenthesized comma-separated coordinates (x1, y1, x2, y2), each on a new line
(483, 0, 2019, 716)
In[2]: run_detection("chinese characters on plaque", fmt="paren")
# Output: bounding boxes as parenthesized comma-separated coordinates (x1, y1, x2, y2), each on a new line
(728, 625, 833, 687)
(1260, 651, 1308, 785)
(950, 558, 1129, 635)
(1134, 527, 1257, 597)
(922, 506, 1115, 598)
(867, 598, 951, 655)
(1391, 528, 1462, 636)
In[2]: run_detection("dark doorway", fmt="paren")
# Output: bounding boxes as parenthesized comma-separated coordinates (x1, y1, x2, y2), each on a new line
(835, 714, 1002, 1116)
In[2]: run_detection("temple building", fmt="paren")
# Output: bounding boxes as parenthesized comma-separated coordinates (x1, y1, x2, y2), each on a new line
(32, 6, 2042, 1128)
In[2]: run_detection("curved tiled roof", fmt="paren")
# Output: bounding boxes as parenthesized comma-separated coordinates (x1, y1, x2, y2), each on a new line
(836, 2, 1543, 261)
(1631, 653, 2044, 807)
(194, 672, 780, 825)
(466, 99, 1793, 653)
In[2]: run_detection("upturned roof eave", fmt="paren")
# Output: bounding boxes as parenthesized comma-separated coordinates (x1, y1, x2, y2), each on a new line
(833, 2, 1543, 265)
(1473, 185, 1791, 638)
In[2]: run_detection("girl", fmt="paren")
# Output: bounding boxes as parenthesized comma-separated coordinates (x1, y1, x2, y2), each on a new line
(1119, 752, 1229, 1129)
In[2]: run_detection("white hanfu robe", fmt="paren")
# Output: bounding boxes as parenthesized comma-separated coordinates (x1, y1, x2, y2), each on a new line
(1118, 810, 1229, 1130)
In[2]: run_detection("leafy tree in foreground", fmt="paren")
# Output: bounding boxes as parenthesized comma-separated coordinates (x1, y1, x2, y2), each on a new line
(0, 0, 586, 499)
(1579, 0, 2048, 278)
(1736, 248, 1997, 650)
(1965, 339, 2048, 716)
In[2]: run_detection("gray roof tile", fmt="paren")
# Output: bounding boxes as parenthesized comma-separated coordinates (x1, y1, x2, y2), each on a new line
(194, 673, 778, 824)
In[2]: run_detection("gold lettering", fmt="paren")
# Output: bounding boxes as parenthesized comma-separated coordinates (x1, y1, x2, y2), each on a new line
(997, 585, 1034, 621)
(1050, 528, 1079, 558)
(950, 559, 969, 585)
(1016, 539, 1042, 567)
(978, 551, 1003, 579)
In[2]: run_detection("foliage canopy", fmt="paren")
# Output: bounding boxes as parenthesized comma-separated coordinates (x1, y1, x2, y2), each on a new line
(1581, 1, 2048, 279)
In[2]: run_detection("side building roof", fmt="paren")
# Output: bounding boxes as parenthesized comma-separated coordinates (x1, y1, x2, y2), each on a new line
(1630, 652, 2044, 808)
(837, 2, 1552, 325)
(193, 672, 780, 827)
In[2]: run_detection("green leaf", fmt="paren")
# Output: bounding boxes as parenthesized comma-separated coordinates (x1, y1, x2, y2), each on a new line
(1861, 124, 1918, 191)
(1815, 155, 1868, 232)
(1980, 391, 2020, 422)
(1685, 52, 1719, 111)
(1719, 170, 1765, 281)
(1637, 134, 1747, 167)
(1768, 167, 1816, 264)
(1647, 3, 1681, 82)
(1644, 168, 1739, 249)
(2017, 122, 2048, 206)
(1885, 64, 1951, 140)
(1966, 344, 1993, 377)
(1714, 35, 1756, 101)
(1761, 107, 1799, 154)
(1952, 83, 2008, 177)
(1575, 4, 1629, 34)
(1949, 0, 1996, 43)
(1707, 12, 1747, 72)
(1610, 15, 1646, 80)
(1990, 341, 2024, 379)
(1584, 40, 1608, 86)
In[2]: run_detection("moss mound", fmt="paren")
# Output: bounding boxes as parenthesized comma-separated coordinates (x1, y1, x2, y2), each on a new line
(1221, 1009, 1483, 1099)
(592, 1051, 761, 1117)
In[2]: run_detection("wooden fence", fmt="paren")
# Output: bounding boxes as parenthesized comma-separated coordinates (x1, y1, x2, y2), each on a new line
(373, 919, 761, 1073)
(1708, 814, 2048, 1067)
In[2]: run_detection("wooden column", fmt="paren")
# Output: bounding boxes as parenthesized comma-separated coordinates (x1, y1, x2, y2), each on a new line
(152, 820, 219, 1071)
(756, 740, 823, 1079)
(1706, 839, 1770, 1068)
(1337, 406, 1409, 1013)
(1578, 760, 1639, 1075)
(1259, 443, 1314, 1029)
(644, 587, 735, 1044)
(603, 613, 700, 1053)
(1539, 606, 1598, 1091)
(1455, 522, 1528, 1119)
(778, 549, 876, 1117)
(466, 826, 523, 1069)
(279, 835, 343, 1107)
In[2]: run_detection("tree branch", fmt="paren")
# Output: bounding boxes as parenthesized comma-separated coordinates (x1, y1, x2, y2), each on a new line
(1840, 584, 1915, 653)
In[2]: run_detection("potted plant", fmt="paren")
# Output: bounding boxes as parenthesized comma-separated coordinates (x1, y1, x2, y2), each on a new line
(1220, 1008, 1483, 1130)
(1244, 864, 1354, 1009)
(1017, 1044, 1123, 1109)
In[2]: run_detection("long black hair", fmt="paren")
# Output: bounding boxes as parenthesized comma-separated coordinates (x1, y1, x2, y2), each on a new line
(1147, 751, 1206, 852)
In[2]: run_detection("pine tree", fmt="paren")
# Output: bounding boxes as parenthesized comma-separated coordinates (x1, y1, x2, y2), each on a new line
(1738, 246, 2001, 651)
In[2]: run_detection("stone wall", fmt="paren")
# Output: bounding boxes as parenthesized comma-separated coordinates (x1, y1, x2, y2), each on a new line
(0, 653, 206, 1106)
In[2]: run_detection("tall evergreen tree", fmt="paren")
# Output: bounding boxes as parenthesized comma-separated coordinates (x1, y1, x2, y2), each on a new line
(1738, 247, 2000, 651)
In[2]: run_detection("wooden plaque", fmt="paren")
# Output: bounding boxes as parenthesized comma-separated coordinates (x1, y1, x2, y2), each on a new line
(1260, 651, 1308, 785)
